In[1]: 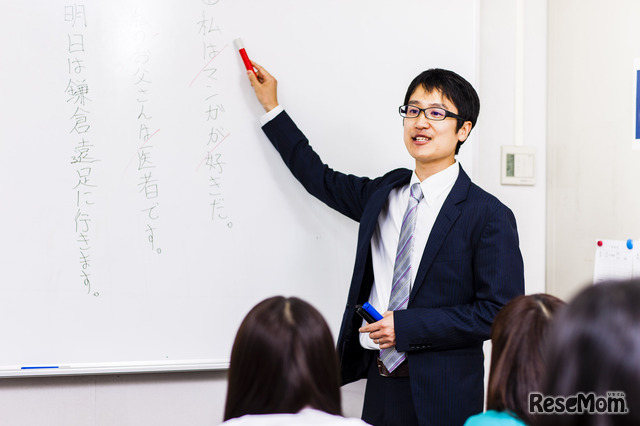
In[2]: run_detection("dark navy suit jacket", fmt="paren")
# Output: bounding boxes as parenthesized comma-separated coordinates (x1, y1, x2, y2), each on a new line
(262, 111, 525, 426)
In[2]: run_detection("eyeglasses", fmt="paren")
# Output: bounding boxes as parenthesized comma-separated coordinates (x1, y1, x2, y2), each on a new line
(398, 105, 466, 121)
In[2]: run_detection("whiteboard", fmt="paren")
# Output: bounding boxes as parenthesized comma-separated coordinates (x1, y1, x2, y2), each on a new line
(0, 0, 477, 376)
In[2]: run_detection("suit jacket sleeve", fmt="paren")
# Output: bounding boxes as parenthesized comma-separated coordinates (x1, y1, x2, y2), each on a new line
(261, 110, 394, 221)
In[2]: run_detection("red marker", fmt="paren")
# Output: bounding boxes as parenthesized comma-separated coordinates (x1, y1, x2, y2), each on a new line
(234, 38, 256, 77)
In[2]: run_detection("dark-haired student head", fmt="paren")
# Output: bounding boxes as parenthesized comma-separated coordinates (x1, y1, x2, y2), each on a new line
(464, 293, 566, 426)
(540, 279, 640, 426)
(223, 296, 352, 423)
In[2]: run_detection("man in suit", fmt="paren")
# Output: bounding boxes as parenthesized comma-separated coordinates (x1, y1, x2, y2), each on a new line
(245, 62, 524, 426)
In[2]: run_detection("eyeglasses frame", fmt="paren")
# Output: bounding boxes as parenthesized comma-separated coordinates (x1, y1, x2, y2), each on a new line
(398, 105, 467, 122)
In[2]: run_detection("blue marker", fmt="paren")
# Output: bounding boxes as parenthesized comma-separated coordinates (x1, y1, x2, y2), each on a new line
(21, 366, 59, 370)
(627, 239, 634, 250)
(362, 302, 383, 321)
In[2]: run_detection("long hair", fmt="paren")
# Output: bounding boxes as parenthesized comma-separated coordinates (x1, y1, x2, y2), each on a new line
(487, 293, 565, 424)
(223, 296, 342, 421)
(541, 279, 640, 426)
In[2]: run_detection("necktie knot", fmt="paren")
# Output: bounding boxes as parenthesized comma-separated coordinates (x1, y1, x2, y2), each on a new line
(410, 182, 423, 203)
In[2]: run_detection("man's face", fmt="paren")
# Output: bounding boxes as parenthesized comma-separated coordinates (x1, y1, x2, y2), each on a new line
(403, 86, 470, 179)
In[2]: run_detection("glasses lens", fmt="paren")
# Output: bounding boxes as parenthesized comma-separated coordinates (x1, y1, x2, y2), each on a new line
(399, 105, 420, 118)
(425, 108, 447, 120)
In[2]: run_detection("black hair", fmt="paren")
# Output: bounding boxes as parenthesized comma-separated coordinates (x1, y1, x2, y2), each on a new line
(540, 279, 640, 426)
(223, 296, 342, 421)
(404, 68, 480, 154)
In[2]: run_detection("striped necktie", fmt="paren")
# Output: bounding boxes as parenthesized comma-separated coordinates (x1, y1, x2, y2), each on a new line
(380, 182, 423, 372)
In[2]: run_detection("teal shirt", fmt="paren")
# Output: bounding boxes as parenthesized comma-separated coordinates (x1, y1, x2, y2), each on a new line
(463, 410, 527, 426)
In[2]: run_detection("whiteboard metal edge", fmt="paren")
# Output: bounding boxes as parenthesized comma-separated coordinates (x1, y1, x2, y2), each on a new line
(0, 359, 229, 378)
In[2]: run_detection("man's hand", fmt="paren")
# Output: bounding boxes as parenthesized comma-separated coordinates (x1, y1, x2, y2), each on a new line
(359, 311, 396, 349)
(246, 61, 279, 112)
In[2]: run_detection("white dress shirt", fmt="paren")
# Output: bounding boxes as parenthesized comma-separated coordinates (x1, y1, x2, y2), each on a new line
(359, 162, 459, 349)
(260, 104, 285, 126)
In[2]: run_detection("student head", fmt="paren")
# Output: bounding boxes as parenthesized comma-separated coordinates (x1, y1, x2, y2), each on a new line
(401, 69, 480, 175)
(486, 293, 565, 424)
(540, 279, 640, 426)
(223, 296, 342, 421)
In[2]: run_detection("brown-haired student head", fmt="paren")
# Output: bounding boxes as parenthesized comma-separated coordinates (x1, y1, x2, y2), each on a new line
(222, 296, 369, 425)
(465, 293, 565, 426)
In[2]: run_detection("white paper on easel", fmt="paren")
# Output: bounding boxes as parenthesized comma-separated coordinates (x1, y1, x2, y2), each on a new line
(633, 248, 640, 279)
(634, 59, 640, 151)
(593, 239, 638, 284)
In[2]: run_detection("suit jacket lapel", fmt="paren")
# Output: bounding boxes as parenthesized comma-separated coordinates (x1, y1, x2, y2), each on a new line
(346, 171, 412, 307)
(410, 166, 471, 300)
(357, 173, 412, 250)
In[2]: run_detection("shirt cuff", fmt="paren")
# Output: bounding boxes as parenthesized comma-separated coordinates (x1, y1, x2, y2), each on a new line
(259, 105, 284, 126)
(359, 321, 380, 350)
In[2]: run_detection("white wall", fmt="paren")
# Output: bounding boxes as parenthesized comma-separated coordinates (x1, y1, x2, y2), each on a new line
(0, 372, 366, 426)
(0, 1, 548, 424)
(0, 372, 228, 426)
(547, 0, 640, 300)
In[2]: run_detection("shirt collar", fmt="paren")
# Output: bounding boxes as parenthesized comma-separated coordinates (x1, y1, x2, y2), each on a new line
(411, 161, 459, 206)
